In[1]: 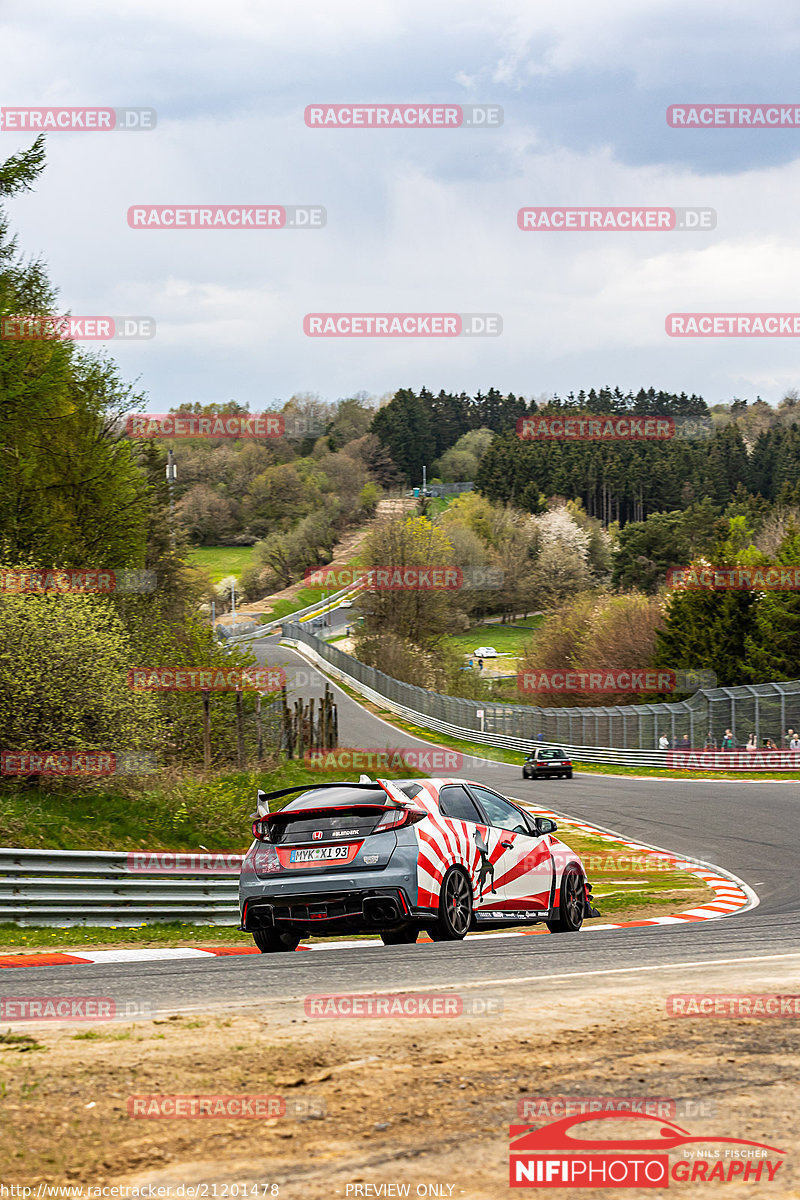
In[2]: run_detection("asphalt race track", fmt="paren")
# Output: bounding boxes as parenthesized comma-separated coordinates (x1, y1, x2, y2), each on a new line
(3, 633, 799, 1013)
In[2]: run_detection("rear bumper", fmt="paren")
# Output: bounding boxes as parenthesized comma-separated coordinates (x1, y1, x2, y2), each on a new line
(240, 865, 429, 934)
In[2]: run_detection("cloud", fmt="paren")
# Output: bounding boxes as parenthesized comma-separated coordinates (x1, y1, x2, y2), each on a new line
(2, 0, 800, 408)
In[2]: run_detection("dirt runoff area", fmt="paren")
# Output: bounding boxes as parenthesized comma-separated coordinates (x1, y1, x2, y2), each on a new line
(1, 954, 799, 1198)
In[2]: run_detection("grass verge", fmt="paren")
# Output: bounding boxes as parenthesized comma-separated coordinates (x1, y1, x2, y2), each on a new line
(442, 619, 542, 659)
(188, 546, 254, 584)
(260, 588, 329, 622)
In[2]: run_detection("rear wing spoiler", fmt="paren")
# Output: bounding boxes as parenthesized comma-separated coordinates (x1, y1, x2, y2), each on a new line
(251, 778, 410, 819)
(376, 777, 417, 808)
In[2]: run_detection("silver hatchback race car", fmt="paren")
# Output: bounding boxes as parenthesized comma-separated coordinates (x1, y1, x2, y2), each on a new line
(239, 776, 598, 952)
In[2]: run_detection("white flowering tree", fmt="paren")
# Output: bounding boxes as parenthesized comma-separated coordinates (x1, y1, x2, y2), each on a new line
(533, 505, 592, 560)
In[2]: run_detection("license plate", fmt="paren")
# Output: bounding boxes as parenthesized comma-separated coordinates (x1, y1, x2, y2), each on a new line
(290, 845, 349, 863)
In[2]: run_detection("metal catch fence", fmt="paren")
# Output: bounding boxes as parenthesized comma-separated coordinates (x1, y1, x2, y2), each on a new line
(283, 622, 800, 752)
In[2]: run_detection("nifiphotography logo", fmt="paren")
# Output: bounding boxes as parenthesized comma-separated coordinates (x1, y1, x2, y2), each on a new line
(509, 1112, 785, 1187)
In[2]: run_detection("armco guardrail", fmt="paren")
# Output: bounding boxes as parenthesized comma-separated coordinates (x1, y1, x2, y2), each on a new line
(281, 622, 800, 766)
(224, 577, 365, 645)
(0, 848, 241, 927)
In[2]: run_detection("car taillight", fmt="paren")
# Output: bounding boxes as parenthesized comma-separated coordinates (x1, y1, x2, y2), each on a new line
(373, 807, 427, 833)
(252, 817, 273, 842)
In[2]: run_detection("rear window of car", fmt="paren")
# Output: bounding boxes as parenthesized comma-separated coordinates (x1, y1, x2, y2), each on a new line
(537, 749, 565, 760)
(283, 787, 389, 811)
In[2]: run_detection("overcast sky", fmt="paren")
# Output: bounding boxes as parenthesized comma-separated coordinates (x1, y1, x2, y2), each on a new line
(3, 0, 800, 411)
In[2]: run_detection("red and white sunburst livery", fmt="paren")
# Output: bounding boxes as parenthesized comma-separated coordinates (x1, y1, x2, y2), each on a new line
(239, 776, 597, 952)
(406, 777, 595, 937)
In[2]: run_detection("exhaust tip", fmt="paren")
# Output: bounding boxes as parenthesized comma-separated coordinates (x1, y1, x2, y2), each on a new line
(362, 896, 402, 924)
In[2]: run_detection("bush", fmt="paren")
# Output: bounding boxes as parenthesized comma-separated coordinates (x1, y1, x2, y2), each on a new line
(521, 590, 664, 706)
(0, 593, 164, 760)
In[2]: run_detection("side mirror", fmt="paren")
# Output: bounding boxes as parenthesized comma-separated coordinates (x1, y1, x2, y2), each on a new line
(535, 817, 558, 836)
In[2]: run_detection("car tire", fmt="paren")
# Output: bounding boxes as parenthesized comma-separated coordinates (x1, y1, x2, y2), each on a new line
(429, 867, 472, 941)
(380, 924, 420, 945)
(546, 866, 585, 933)
(566, 771, 573, 779)
(252, 927, 302, 953)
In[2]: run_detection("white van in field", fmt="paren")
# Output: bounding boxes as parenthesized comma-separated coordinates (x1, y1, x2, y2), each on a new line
(473, 645, 498, 658)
